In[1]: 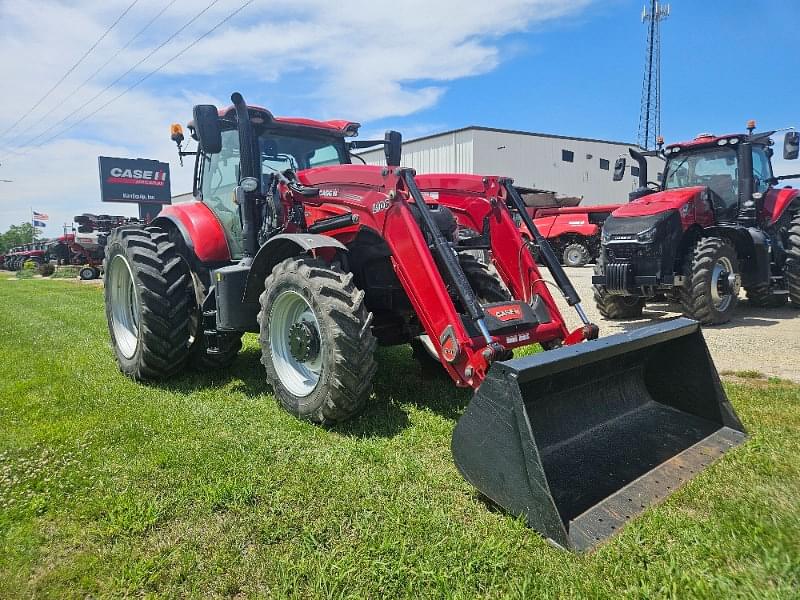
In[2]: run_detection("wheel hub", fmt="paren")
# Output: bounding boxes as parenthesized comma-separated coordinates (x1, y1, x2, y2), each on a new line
(710, 257, 740, 311)
(288, 321, 320, 362)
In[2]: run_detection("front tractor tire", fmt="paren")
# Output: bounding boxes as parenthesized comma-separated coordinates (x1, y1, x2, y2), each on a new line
(592, 261, 645, 319)
(104, 226, 192, 379)
(562, 242, 591, 268)
(680, 237, 740, 325)
(258, 257, 377, 425)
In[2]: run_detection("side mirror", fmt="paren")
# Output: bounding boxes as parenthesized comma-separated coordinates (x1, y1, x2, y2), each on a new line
(613, 156, 627, 181)
(784, 131, 799, 160)
(384, 130, 402, 167)
(193, 104, 222, 154)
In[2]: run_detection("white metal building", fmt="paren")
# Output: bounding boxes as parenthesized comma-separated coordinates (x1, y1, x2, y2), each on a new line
(356, 126, 664, 205)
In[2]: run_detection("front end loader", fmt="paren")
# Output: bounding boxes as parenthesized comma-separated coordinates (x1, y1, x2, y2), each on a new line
(104, 92, 746, 551)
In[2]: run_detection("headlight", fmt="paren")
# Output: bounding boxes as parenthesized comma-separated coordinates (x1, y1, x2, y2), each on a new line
(601, 228, 611, 243)
(637, 226, 657, 243)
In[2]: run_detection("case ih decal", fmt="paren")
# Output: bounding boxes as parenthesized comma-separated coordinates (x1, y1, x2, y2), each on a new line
(98, 156, 172, 204)
(486, 304, 523, 322)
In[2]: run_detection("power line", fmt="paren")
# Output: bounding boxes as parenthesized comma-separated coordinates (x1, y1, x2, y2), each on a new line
(2, 0, 257, 162)
(0, 0, 141, 143)
(2, 0, 181, 150)
(1, 0, 223, 158)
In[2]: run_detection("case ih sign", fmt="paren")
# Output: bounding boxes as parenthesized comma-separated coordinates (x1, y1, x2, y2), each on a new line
(98, 157, 172, 204)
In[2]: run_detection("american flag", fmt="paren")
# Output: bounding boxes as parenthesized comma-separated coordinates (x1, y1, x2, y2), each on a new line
(33, 211, 49, 221)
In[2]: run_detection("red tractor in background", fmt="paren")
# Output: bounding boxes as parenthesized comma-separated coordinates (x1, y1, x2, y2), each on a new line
(519, 204, 621, 267)
(3, 243, 46, 270)
(593, 123, 800, 323)
(46, 215, 142, 279)
(102, 92, 745, 551)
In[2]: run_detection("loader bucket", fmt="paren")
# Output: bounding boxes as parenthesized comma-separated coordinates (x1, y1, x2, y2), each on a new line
(452, 318, 746, 552)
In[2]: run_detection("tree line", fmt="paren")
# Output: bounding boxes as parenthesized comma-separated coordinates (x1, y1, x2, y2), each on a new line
(0, 223, 41, 253)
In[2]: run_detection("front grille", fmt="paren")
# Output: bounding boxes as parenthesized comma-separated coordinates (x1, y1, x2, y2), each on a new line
(606, 242, 660, 261)
(607, 244, 637, 260)
(606, 263, 632, 291)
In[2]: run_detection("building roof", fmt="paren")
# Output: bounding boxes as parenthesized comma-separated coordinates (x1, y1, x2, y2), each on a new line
(391, 125, 644, 149)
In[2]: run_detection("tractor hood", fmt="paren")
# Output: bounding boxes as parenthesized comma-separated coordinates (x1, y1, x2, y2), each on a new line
(613, 186, 705, 218)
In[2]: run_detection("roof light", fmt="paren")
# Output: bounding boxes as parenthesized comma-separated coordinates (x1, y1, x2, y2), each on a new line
(718, 139, 728, 146)
(656, 135, 664, 147)
(747, 119, 756, 131)
(695, 133, 714, 139)
(170, 123, 184, 143)
(729, 137, 739, 145)
(344, 123, 361, 137)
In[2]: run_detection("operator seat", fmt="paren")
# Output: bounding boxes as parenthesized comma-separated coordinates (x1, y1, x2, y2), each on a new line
(707, 174, 737, 219)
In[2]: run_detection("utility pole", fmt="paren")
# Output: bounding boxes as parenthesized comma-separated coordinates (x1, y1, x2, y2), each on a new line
(638, 1, 670, 150)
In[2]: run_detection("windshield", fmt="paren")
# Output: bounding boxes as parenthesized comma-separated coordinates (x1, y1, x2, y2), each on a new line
(663, 147, 738, 191)
(259, 130, 348, 172)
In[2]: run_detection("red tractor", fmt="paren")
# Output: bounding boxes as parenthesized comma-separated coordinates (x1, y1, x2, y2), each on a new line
(518, 204, 621, 267)
(594, 123, 800, 323)
(103, 93, 745, 551)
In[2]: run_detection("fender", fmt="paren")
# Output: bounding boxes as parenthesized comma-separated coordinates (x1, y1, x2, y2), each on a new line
(242, 233, 348, 302)
(704, 225, 769, 287)
(153, 202, 231, 264)
(763, 187, 800, 225)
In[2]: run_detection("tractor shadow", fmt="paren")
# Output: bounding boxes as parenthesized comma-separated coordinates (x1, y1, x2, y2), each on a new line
(603, 300, 792, 333)
(335, 345, 472, 439)
(146, 341, 469, 439)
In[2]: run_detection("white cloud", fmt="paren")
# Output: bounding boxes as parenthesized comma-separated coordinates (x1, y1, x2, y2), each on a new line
(0, 0, 591, 231)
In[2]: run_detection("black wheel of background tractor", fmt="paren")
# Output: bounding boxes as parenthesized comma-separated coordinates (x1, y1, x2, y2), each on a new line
(680, 237, 740, 325)
(104, 226, 192, 380)
(744, 282, 787, 308)
(258, 256, 377, 424)
(563, 242, 591, 268)
(592, 261, 645, 319)
(79, 266, 97, 280)
(785, 212, 800, 308)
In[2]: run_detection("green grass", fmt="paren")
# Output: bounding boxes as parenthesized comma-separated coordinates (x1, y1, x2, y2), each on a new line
(50, 266, 80, 279)
(1, 279, 798, 598)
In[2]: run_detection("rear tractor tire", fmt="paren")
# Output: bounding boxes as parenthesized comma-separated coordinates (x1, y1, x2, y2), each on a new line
(258, 257, 377, 425)
(744, 282, 787, 308)
(562, 242, 591, 268)
(785, 212, 800, 308)
(104, 226, 192, 379)
(680, 237, 740, 325)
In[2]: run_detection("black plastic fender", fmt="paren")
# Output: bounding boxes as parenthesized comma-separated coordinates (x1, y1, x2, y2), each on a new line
(243, 233, 348, 302)
(704, 225, 769, 287)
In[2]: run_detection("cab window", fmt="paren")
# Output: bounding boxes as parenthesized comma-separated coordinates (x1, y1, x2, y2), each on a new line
(201, 129, 244, 259)
(752, 146, 773, 193)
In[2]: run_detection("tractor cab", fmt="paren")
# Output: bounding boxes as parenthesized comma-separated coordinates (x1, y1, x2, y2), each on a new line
(615, 124, 800, 226)
(170, 104, 401, 260)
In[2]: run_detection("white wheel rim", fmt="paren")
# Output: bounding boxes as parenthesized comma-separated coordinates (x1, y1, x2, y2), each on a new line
(710, 256, 739, 312)
(269, 290, 322, 397)
(108, 254, 140, 359)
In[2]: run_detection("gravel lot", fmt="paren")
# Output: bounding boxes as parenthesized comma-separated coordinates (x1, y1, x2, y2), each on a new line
(551, 266, 800, 382)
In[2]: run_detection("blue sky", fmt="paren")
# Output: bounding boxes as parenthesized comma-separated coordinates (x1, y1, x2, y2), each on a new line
(0, 0, 798, 232)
